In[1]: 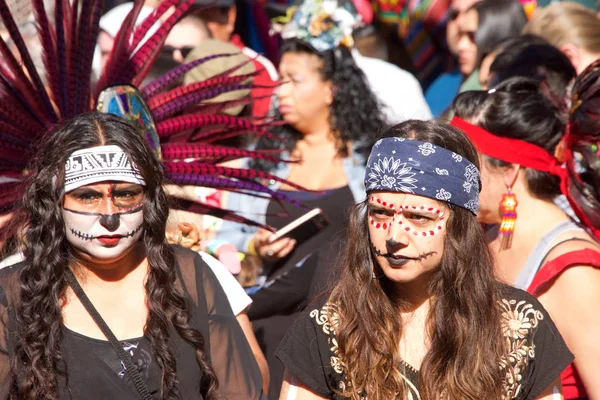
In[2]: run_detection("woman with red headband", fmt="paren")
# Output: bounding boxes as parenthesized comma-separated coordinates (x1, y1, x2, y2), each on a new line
(452, 73, 600, 398)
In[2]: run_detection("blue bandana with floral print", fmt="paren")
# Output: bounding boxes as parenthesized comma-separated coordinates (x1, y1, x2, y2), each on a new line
(365, 138, 481, 214)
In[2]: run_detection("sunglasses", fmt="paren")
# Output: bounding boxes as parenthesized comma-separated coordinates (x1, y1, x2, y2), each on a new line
(160, 45, 195, 59)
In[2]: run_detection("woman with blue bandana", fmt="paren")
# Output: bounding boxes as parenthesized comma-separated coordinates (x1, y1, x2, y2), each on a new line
(275, 120, 572, 400)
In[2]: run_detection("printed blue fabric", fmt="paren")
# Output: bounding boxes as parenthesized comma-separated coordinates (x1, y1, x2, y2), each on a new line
(365, 138, 480, 214)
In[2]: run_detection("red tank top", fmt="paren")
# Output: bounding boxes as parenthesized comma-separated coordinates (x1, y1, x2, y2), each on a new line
(527, 248, 600, 399)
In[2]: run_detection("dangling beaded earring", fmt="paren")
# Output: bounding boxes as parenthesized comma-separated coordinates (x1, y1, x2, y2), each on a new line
(499, 187, 518, 250)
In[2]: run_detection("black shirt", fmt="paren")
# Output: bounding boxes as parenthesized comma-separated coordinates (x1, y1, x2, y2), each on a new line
(276, 284, 573, 400)
(0, 246, 263, 399)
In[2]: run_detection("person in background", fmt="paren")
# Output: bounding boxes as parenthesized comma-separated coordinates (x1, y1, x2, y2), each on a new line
(165, 221, 270, 394)
(216, 0, 387, 395)
(425, 0, 481, 117)
(98, 3, 211, 67)
(97, 4, 158, 69)
(350, 32, 432, 122)
(452, 72, 600, 398)
(344, 0, 432, 122)
(455, 0, 528, 93)
(161, 38, 272, 394)
(484, 35, 576, 96)
(523, 2, 600, 74)
(190, 0, 279, 119)
(276, 119, 571, 400)
(270, 0, 432, 123)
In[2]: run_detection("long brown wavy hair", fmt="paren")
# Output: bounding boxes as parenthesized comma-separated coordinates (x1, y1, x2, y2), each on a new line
(11, 112, 218, 399)
(328, 120, 504, 399)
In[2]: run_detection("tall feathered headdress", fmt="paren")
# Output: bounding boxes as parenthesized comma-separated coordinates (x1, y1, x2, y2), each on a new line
(0, 0, 302, 236)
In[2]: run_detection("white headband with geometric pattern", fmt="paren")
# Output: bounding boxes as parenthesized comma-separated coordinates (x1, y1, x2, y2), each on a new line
(64, 145, 146, 193)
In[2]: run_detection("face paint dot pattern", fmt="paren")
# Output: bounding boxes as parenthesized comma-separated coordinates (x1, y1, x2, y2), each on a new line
(368, 196, 445, 236)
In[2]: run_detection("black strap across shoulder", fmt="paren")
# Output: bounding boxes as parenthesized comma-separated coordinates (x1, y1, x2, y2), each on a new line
(65, 269, 154, 400)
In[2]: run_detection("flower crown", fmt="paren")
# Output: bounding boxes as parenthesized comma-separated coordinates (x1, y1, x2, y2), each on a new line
(271, 0, 363, 52)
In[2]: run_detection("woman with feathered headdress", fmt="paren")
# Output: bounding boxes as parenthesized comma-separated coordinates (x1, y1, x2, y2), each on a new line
(0, 0, 297, 398)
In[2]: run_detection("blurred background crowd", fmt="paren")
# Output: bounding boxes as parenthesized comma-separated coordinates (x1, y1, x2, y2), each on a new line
(2, 0, 600, 398)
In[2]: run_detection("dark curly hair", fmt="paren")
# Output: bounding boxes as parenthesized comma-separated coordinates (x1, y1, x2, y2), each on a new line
(250, 39, 386, 171)
(11, 112, 218, 399)
(452, 77, 566, 201)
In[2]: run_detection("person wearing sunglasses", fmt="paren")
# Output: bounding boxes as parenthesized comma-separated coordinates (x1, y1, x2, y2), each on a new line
(424, 0, 481, 117)
(455, 0, 527, 93)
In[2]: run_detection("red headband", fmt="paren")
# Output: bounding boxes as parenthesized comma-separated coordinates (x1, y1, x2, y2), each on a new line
(450, 116, 566, 178)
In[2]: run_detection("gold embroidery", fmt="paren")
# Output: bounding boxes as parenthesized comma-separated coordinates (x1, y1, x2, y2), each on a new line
(310, 303, 418, 400)
(310, 303, 346, 375)
(499, 299, 544, 399)
(310, 297, 543, 400)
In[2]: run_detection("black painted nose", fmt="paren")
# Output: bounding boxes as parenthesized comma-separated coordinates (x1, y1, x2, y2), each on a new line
(99, 214, 120, 231)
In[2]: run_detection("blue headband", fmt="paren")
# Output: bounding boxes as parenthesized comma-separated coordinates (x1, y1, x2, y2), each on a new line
(365, 138, 481, 214)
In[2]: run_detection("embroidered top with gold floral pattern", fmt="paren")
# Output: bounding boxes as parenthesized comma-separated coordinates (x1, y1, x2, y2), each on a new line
(275, 285, 572, 400)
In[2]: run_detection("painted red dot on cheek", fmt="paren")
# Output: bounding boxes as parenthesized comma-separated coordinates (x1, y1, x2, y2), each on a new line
(405, 227, 410, 232)
(422, 232, 427, 236)
(376, 223, 381, 229)
(429, 231, 434, 235)
(383, 223, 387, 229)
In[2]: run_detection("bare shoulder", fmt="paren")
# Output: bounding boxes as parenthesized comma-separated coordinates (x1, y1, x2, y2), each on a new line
(543, 262, 600, 300)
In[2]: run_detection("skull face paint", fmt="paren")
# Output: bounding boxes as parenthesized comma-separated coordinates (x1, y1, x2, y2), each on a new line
(63, 182, 145, 261)
(367, 192, 447, 284)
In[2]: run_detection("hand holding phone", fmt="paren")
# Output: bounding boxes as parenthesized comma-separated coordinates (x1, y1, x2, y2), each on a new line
(253, 228, 297, 261)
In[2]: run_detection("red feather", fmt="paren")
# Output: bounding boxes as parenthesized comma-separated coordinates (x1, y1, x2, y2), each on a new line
(129, 0, 180, 51)
(161, 143, 284, 163)
(33, 0, 62, 115)
(169, 197, 269, 229)
(0, 86, 45, 135)
(0, 38, 49, 123)
(146, 72, 257, 109)
(76, 0, 104, 113)
(95, 0, 144, 98)
(128, 0, 194, 87)
(156, 113, 274, 138)
(163, 162, 310, 191)
(0, 0, 57, 122)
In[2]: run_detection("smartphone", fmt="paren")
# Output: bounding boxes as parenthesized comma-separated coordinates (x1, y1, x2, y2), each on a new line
(267, 208, 329, 244)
